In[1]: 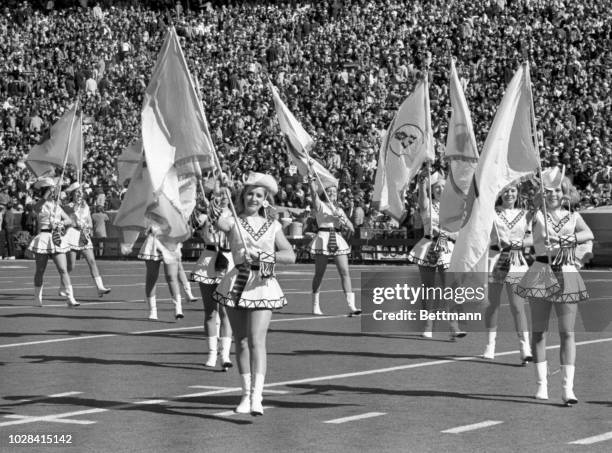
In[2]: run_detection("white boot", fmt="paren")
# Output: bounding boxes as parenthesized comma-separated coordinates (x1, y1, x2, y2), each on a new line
(312, 293, 323, 315)
(147, 296, 158, 320)
(519, 331, 533, 364)
(65, 285, 80, 307)
(235, 374, 251, 414)
(251, 373, 265, 415)
(183, 283, 197, 303)
(58, 284, 67, 297)
(94, 276, 111, 297)
(34, 286, 43, 307)
(561, 364, 578, 405)
(173, 295, 184, 319)
(346, 292, 361, 316)
(219, 337, 233, 370)
(534, 361, 548, 400)
(204, 337, 218, 367)
(483, 330, 496, 359)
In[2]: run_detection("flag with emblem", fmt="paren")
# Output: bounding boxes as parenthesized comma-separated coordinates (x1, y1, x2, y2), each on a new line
(372, 78, 435, 221)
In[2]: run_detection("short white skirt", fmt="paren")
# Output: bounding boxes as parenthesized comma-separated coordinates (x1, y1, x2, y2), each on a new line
(308, 231, 351, 256)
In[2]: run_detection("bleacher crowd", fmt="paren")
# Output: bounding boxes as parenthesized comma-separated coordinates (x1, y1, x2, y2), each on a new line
(1, 0, 611, 258)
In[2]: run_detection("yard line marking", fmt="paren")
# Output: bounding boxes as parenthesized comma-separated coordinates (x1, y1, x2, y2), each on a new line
(174, 388, 241, 399)
(569, 431, 612, 445)
(262, 390, 290, 394)
(3, 415, 96, 425)
(442, 420, 504, 434)
(0, 408, 107, 427)
(48, 391, 82, 398)
(189, 385, 234, 390)
(0, 334, 116, 349)
(324, 412, 386, 424)
(133, 399, 168, 405)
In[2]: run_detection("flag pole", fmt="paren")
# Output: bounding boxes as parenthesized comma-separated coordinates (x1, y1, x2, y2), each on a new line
(175, 28, 248, 252)
(525, 62, 552, 265)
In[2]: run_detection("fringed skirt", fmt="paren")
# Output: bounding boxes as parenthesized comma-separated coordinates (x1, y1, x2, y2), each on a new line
(190, 246, 233, 285)
(213, 265, 287, 310)
(28, 231, 70, 255)
(489, 249, 529, 286)
(308, 230, 351, 256)
(63, 227, 93, 251)
(137, 235, 181, 264)
(516, 258, 588, 303)
(408, 236, 453, 270)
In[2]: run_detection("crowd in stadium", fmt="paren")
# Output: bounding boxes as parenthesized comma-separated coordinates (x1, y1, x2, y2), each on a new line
(0, 0, 611, 256)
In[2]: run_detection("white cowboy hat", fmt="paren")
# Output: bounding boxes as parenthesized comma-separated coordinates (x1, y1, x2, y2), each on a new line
(243, 172, 278, 196)
(33, 177, 59, 189)
(429, 171, 445, 187)
(541, 165, 565, 190)
(65, 182, 81, 193)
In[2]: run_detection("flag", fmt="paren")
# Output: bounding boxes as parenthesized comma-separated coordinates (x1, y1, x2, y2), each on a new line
(448, 63, 540, 277)
(372, 78, 435, 221)
(117, 139, 143, 185)
(143, 26, 215, 187)
(114, 157, 191, 246)
(26, 104, 82, 178)
(268, 81, 338, 191)
(439, 59, 479, 233)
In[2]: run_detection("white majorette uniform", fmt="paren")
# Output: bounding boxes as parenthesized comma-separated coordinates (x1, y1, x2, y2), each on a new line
(28, 201, 70, 255)
(63, 202, 94, 251)
(190, 214, 234, 285)
(516, 210, 588, 303)
(213, 216, 286, 309)
(308, 202, 351, 256)
(489, 208, 530, 286)
(137, 220, 182, 264)
(408, 201, 454, 270)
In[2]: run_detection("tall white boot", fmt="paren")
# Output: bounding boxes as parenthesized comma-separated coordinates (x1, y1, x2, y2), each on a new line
(346, 292, 361, 316)
(234, 374, 251, 414)
(34, 286, 43, 307)
(483, 330, 497, 359)
(204, 337, 218, 367)
(65, 285, 80, 307)
(183, 282, 197, 303)
(561, 364, 578, 405)
(219, 337, 233, 370)
(519, 331, 533, 364)
(94, 276, 111, 297)
(147, 296, 158, 320)
(173, 295, 184, 319)
(534, 361, 548, 400)
(312, 292, 323, 315)
(251, 373, 265, 416)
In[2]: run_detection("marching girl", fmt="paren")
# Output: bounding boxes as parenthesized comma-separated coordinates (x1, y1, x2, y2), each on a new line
(27, 177, 79, 307)
(516, 167, 593, 405)
(307, 166, 361, 316)
(213, 172, 295, 415)
(483, 184, 532, 363)
(138, 218, 185, 321)
(190, 189, 234, 370)
(408, 171, 463, 339)
(62, 183, 111, 297)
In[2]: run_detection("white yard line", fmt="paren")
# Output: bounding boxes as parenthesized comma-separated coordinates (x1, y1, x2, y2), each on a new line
(441, 420, 504, 434)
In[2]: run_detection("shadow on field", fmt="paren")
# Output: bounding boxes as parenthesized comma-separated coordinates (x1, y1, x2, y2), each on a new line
(287, 383, 546, 406)
(21, 354, 204, 371)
